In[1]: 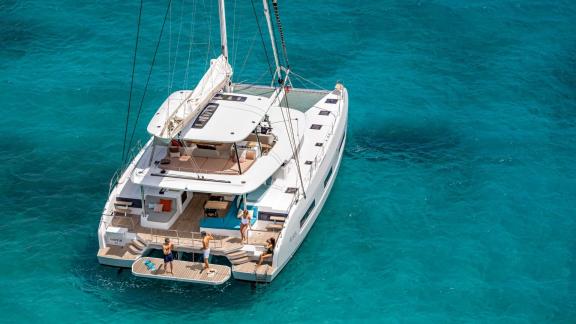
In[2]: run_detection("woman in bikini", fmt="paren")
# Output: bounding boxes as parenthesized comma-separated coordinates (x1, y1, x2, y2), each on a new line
(239, 209, 251, 243)
(257, 237, 275, 267)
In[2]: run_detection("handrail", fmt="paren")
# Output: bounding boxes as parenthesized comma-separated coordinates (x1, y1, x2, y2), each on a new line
(147, 230, 224, 249)
(108, 139, 144, 196)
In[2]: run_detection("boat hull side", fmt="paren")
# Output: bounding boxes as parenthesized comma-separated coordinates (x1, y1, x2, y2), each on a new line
(271, 87, 349, 280)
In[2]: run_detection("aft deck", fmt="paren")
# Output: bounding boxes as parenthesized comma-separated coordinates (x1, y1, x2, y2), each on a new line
(132, 257, 231, 285)
(109, 194, 280, 254)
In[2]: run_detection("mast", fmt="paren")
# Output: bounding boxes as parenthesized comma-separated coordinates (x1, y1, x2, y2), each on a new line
(262, 0, 282, 84)
(218, 0, 230, 91)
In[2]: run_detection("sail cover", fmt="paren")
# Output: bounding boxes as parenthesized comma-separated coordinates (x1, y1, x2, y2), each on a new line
(147, 55, 232, 140)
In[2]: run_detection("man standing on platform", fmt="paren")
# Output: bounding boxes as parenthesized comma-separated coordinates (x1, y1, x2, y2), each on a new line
(162, 237, 175, 275)
(201, 231, 214, 272)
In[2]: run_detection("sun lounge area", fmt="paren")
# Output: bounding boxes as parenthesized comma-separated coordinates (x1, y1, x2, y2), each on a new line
(156, 132, 276, 175)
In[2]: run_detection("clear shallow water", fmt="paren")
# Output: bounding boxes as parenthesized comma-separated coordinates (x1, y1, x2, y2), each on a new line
(1, 0, 575, 322)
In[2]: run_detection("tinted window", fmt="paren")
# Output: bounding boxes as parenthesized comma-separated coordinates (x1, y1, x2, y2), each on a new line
(324, 167, 333, 187)
(116, 197, 142, 209)
(300, 200, 316, 228)
(338, 131, 346, 152)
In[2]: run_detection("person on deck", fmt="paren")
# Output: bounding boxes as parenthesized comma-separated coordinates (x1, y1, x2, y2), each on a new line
(239, 209, 251, 243)
(201, 231, 214, 271)
(257, 237, 275, 268)
(162, 238, 174, 274)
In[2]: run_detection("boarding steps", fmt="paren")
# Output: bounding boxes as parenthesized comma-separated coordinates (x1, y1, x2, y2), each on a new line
(225, 250, 250, 265)
(266, 215, 286, 232)
(126, 237, 147, 255)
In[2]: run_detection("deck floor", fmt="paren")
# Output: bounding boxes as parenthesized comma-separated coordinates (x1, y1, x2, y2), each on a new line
(132, 257, 231, 285)
(160, 156, 255, 175)
(233, 261, 275, 275)
(98, 246, 139, 259)
(110, 194, 279, 253)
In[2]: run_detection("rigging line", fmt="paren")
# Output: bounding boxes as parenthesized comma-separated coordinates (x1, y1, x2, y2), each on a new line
(124, 0, 173, 164)
(250, 0, 274, 80)
(238, 29, 259, 77)
(281, 87, 307, 198)
(168, 0, 172, 96)
(204, 0, 213, 71)
(169, 0, 186, 92)
(263, 86, 284, 116)
(236, 68, 269, 88)
(290, 70, 328, 91)
(271, 0, 289, 68)
(184, 0, 198, 89)
(278, 90, 306, 198)
(231, 0, 238, 68)
(122, 0, 144, 163)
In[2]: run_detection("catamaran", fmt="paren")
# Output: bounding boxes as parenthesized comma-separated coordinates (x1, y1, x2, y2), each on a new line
(97, 0, 348, 284)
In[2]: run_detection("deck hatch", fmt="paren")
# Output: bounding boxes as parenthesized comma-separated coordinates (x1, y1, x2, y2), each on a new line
(213, 94, 247, 102)
(315, 142, 323, 147)
(325, 98, 338, 104)
(191, 103, 219, 129)
(319, 110, 330, 116)
(285, 187, 298, 194)
(310, 124, 322, 130)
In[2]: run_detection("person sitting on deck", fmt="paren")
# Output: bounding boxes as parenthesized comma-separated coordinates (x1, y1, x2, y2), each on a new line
(239, 209, 251, 243)
(257, 237, 276, 268)
(201, 231, 214, 272)
(162, 238, 174, 274)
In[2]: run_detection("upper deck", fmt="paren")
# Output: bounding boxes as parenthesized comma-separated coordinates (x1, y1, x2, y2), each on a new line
(126, 85, 339, 195)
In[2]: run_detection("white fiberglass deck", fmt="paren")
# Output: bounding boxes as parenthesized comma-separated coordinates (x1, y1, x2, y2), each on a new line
(180, 93, 269, 142)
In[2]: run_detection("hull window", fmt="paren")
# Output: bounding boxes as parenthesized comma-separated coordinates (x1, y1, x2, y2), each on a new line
(324, 167, 333, 188)
(337, 130, 346, 153)
(300, 200, 316, 228)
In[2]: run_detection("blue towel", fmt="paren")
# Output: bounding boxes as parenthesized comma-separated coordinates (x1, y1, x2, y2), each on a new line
(144, 259, 156, 271)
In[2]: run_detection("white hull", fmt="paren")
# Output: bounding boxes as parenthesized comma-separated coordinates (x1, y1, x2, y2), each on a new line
(98, 85, 348, 284)
(262, 88, 348, 281)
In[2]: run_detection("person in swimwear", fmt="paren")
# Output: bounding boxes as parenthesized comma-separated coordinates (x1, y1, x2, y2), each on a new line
(201, 231, 214, 271)
(162, 237, 174, 274)
(257, 237, 275, 268)
(239, 209, 251, 243)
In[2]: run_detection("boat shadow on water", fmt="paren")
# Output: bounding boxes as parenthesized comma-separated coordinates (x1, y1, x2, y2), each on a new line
(346, 121, 464, 164)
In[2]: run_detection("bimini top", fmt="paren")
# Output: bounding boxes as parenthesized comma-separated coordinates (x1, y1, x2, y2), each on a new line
(179, 93, 269, 143)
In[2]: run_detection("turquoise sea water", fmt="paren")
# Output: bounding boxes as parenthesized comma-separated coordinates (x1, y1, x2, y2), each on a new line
(1, 0, 575, 322)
